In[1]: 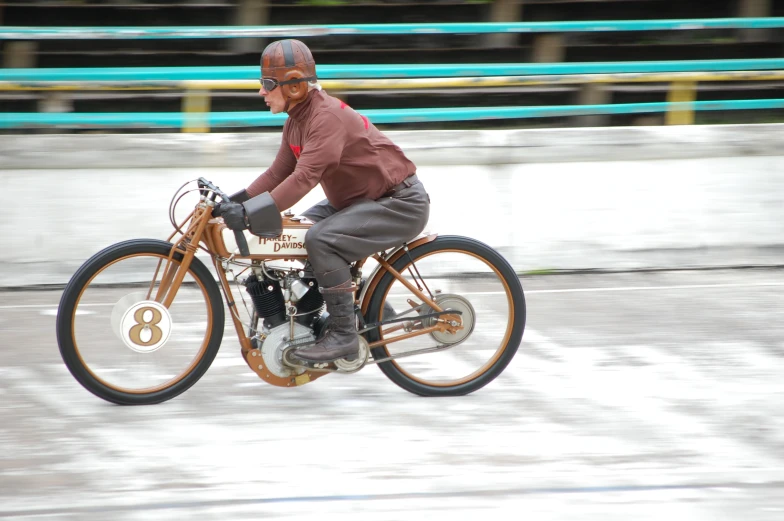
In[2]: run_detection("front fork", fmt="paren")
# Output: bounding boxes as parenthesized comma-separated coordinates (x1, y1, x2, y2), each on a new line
(212, 259, 256, 360)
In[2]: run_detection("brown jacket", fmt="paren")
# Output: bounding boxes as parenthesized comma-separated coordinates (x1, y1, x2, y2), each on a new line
(247, 88, 416, 211)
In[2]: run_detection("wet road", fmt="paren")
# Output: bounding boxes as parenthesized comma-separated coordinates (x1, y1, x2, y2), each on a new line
(2, 269, 784, 520)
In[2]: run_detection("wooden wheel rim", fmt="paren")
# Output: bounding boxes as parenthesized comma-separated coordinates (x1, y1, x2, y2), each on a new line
(376, 248, 515, 387)
(70, 253, 214, 394)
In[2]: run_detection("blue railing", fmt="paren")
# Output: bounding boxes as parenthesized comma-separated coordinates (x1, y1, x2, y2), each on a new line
(2, 19, 782, 130)
(3, 59, 784, 82)
(3, 18, 784, 39)
(4, 100, 784, 129)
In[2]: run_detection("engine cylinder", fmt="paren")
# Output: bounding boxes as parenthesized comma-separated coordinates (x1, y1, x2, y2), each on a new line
(245, 272, 287, 329)
(293, 279, 323, 327)
(295, 278, 324, 315)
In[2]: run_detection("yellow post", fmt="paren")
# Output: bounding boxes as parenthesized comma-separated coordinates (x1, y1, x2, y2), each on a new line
(182, 89, 211, 133)
(666, 81, 696, 125)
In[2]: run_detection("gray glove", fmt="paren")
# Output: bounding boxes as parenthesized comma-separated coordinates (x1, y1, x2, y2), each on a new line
(215, 192, 282, 237)
(243, 192, 283, 238)
(213, 202, 247, 231)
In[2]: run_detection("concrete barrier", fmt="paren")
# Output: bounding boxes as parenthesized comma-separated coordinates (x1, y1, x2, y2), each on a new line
(1, 124, 783, 287)
(2, 124, 783, 169)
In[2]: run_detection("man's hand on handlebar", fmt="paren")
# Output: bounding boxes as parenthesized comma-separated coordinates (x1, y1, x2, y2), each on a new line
(197, 178, 253, 256)
(213, 202, 248, 231)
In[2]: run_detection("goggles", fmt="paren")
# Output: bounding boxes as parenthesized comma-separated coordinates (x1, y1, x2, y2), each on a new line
(260, 76, 317, 92)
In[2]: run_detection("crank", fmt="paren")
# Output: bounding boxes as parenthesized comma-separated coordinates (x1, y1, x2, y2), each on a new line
(281, 334, 371, 374)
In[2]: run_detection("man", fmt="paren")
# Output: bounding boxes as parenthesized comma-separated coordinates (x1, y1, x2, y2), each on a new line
(215, 39, 430, 363)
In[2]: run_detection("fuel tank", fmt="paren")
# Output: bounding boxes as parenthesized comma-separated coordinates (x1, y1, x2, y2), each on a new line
(211, 214, 313, 260)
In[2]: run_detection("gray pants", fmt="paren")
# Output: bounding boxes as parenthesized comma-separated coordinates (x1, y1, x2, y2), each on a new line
(302, 176, 430, 287)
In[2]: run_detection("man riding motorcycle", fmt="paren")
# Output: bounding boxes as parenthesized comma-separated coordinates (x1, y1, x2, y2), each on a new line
(215, 39, 430, 364)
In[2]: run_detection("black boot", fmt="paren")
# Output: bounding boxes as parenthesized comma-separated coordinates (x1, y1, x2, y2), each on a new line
(292, 278, 359, 363)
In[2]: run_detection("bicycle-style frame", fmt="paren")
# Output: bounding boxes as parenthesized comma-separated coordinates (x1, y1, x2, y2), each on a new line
(152, 183, 462, 388)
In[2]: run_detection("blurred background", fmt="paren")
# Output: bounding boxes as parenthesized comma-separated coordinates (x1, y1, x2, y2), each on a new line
(2, 1, 784, 520)
(2, 0, 784, 130)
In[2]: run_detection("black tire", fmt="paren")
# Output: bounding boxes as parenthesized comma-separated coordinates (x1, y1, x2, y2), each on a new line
(56, 239, 225, 405)
(365, 236, 526, 396)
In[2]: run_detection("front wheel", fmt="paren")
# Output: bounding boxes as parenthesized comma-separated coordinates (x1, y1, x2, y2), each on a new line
(56, 239, 225, 405)
(365, 236, 525, 396)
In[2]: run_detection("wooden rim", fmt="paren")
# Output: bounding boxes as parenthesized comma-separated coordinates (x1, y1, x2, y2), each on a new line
(377, 248, 515, 387)
(70, 252, 214, 395)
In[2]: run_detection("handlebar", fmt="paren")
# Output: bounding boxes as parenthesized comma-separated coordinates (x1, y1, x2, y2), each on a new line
(197, 177, 250, 257)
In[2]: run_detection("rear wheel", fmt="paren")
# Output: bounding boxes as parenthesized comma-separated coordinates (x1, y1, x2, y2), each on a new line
(56, 239, 225, 405)
(365, 236, 525, 396)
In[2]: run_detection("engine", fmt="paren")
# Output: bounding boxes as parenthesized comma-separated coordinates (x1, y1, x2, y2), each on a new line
(244, 267, 329, 377)
(244, 270, 326, 331)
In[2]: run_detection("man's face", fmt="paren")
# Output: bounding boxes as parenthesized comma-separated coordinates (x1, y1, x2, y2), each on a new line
(259, 78, 286, 114)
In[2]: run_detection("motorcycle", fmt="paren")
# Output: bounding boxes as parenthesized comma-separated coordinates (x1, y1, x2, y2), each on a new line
(56, 177, 526, 404)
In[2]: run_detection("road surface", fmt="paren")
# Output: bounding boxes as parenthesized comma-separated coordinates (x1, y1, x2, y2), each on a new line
(1, 268, 784, 520)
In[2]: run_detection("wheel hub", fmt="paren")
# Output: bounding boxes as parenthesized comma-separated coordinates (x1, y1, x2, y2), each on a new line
(111, 294, 173, 353)
(421, 294, 476, 345)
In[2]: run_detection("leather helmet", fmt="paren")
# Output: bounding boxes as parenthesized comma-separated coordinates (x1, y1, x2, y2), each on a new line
(260, 39, 317, 104)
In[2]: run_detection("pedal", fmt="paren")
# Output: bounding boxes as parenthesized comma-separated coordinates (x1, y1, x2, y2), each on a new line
(286, 334, 317, 349)
(282, 347, 338, 372)
(281, 336, 369, 374)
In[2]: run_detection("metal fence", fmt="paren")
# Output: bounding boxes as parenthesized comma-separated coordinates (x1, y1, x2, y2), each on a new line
(2, 19, 783, 131)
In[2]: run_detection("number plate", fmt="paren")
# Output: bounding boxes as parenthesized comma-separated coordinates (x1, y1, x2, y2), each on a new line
(119, 300, 173, 353)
